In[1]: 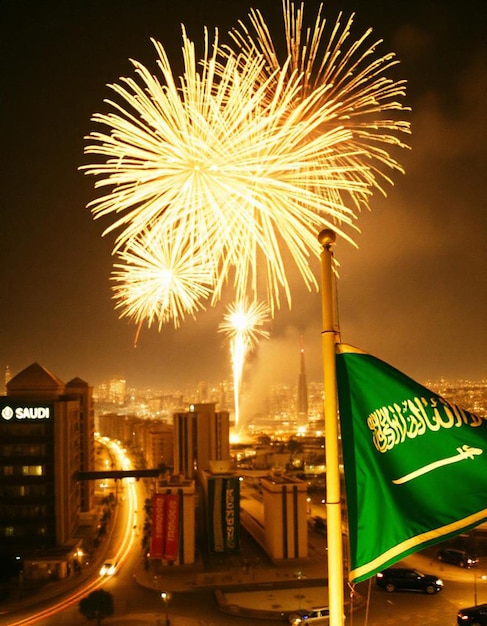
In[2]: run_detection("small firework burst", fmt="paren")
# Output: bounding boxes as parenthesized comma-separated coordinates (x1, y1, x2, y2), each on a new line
(111, 224, 214, 337)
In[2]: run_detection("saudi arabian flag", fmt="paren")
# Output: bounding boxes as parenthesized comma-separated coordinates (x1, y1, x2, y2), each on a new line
(336, 343, 487, 583)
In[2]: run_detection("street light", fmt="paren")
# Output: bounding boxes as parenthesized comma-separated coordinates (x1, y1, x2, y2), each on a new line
(474, 573, 486, 605)
(160, 591, 171, 626)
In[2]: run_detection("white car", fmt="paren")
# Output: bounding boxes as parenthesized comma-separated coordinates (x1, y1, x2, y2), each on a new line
(289, 607, 346, 625)
(288, 607, 330, 625)
(99, 560, 116, 576)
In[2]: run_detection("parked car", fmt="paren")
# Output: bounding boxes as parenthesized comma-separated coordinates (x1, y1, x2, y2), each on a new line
(457, 603, 487, 624)
(288, 607, 330, 625)
(437, 548, 479, 568)
(376, 568, 443, 594)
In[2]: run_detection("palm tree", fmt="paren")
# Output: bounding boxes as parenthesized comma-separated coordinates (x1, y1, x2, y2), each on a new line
(79, 588, 114, 625)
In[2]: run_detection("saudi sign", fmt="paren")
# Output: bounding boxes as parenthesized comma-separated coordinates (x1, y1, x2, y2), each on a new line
(0, 399, 52, 421)
(336, 343, 487, 582)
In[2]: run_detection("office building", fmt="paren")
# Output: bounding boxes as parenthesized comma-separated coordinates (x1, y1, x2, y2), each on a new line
(173, 403, 230, 477)
(0, 362, 95, 580)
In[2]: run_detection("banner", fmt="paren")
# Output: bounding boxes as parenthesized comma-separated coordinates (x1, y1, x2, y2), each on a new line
(150, 494, 166, 559)
(223, 477, 239, 551)
(207, 476, 240, 552)
(164, 494, 180, 561)
(336, 343, 487, 582)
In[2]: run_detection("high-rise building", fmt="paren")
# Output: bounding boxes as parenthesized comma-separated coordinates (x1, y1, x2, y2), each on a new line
(173, 403, 230, 478)
(296, 341, 309, 423)
(3, 365, 11, 395)
(94, 378, 127, 404)
(65, 376, 96, 513)
(0, 363, 95, 580)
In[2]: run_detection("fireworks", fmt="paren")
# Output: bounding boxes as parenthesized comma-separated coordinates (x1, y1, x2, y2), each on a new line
(218, 299, 270, 429)
(227, 0, 411, 211)
(83, 1, 410, 329)
(111, 225, 214, 342)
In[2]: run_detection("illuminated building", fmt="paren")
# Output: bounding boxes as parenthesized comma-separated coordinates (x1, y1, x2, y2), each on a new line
(0, 363, 95, 580)
(95, 378, 127, 404)
(173, 403, 230, 477)
(145, 422, 174, 470)
(196, 380, 208, 403)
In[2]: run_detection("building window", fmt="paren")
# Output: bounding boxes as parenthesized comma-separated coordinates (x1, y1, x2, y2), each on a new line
(22, 465, 43, 476)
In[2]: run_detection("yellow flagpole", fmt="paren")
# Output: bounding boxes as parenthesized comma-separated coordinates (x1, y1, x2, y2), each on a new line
(319, 229, 344, 626)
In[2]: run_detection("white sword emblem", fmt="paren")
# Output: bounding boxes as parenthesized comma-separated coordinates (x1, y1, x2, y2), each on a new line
(393, 445, 483, 485)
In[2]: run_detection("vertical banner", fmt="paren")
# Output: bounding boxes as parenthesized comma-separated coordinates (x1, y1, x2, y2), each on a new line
(224, 476, 239, 552)
(164, 494, 180, 561)
(150, 494, 166, 559)
(210, 478, 224, 552)
(207, 476, 240, 552)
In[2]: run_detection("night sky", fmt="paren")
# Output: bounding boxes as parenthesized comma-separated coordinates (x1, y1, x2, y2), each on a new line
(1, 0, 486, 396)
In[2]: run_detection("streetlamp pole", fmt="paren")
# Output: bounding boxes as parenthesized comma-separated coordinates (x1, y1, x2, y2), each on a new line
(474, 574, 486, 606)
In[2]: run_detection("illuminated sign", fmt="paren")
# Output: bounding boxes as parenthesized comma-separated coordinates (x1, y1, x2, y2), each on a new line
(0, 405, 51, 421)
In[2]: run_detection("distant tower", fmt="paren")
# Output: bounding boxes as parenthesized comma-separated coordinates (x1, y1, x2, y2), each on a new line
(296, 339, 308, 423)
(197, 380, 208, 403)
(4, 365, 11, 395)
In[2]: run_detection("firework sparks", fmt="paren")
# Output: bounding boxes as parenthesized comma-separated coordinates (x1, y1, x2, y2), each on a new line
(218, 300, 270, 430)
(83, 2, 409, 326)
(227, 0, 411, 211)
(111, 224, 214, 341)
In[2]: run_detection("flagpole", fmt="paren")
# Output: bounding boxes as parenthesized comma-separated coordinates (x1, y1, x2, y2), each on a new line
(319, 228, 344, 626)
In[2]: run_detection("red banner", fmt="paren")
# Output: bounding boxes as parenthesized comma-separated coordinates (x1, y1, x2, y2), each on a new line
(164, 494, 180, 561)
(150, 494, 166, 558)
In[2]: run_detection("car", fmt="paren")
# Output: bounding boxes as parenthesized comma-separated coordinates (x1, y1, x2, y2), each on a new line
(375, 567, 443, 594)
(288, 607, 330, 625)
(99, 560, 116, 576)
(437, 548, 479, 568)
(457, 603, 487, 625)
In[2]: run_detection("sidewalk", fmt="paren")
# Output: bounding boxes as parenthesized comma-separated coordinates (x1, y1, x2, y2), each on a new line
(131, 550, 356, 623)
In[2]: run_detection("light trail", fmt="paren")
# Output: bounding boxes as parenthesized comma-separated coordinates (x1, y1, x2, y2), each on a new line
(3, 440, 140, 626)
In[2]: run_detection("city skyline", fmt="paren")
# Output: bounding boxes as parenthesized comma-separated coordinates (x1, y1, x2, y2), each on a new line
(1, 0, 486, 392)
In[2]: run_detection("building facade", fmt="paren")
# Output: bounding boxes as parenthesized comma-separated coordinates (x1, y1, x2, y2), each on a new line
(0, 363, 95, 579)
(173, 403, 230, 477)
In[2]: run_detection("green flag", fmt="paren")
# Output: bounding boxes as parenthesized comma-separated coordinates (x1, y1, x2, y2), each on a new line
(336, 343, 487, 583)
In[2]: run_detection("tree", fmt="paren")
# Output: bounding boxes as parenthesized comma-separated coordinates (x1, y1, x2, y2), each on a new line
(79, 588, 114, 625)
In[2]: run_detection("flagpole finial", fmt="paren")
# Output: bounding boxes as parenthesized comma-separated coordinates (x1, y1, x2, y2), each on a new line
(318, 229, 336, 249)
